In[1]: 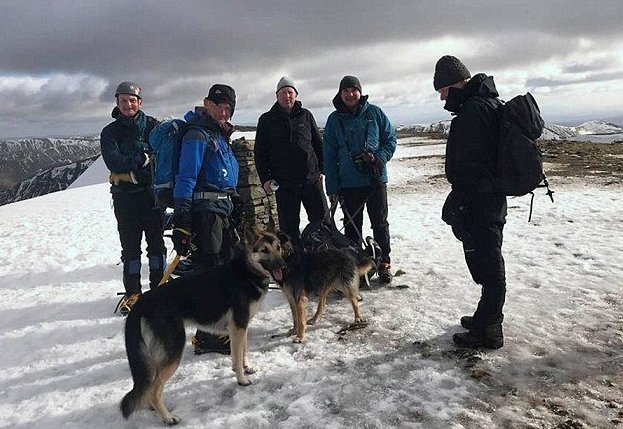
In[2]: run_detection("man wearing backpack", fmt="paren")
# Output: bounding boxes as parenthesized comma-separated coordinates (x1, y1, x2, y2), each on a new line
(254, 76, 327, 249)
(171, 84, 240, 355)
(323, 75, 397, 284)
(100, 81, 166, 315)
(434, 55, 507, 349)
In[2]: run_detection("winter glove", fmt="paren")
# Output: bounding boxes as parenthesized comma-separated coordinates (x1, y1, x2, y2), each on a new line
(109, 172, 137, 185)
(172, 227, 192, 256)
(172, 202, 193, 256)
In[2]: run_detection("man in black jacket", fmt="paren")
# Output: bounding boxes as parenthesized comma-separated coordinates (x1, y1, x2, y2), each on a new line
(254, 76, 328, 248)
(100, 81, 166, 314)
(434, 56, 507, 349)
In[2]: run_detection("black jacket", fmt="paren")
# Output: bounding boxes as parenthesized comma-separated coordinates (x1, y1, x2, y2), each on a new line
(100, 107, 158, 193)
(254, 101, 323, 188)
(444, 74, 506, 224)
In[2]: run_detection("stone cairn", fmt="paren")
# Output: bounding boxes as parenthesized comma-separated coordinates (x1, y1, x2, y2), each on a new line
(231, 137, 279, 231)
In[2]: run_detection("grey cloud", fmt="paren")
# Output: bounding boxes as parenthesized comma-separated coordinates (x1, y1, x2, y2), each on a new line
(527, 71, 623, 88)
(1, 0, 622, 137)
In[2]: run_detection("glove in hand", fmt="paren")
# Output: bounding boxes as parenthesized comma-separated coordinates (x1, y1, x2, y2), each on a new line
(172, 227, 191, 256)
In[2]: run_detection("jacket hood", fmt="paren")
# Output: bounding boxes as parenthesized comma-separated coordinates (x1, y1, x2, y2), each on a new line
(444, 73, 498, 113)
(332, 92, 369, 114)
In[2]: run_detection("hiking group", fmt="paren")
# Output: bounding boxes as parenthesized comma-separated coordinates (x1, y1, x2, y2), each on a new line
(100, 55, 548, 351)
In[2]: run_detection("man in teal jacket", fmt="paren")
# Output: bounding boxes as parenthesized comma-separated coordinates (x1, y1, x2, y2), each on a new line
(323, 75, 397, 283)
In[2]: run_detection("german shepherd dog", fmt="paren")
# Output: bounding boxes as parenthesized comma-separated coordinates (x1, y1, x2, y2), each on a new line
(120, 227, 286, 425)
(280, 244, 373, 343)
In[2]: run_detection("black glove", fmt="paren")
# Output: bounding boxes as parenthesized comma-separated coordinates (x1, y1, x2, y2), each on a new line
(172, 227, 192, 256)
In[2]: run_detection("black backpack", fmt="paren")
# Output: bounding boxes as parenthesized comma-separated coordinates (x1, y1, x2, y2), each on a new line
(494, 92, 549, 197)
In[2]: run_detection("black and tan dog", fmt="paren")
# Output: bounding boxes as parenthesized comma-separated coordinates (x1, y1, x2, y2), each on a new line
(120, 227, 286, 425)
(280, 245, 373, 343)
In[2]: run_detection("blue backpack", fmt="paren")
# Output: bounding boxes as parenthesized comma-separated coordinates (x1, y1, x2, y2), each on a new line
(149, 119, 190, 208)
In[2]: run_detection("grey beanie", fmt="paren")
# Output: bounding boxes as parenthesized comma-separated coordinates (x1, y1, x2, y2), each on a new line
(339, 75, 362, 93)
(433, 56, 471, 91)
(276, 76, 298, 94)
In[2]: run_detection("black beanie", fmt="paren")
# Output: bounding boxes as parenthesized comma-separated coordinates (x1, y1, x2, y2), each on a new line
(339, 75, 362, 93)
(207, 84, 236, 117)
(433, 56, 471, 91)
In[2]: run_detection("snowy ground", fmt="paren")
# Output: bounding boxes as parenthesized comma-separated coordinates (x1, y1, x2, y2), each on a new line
(1, 137, 622, 428)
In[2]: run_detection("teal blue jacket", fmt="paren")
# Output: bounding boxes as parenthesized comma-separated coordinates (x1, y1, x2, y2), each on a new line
(323, 95, 396, 195)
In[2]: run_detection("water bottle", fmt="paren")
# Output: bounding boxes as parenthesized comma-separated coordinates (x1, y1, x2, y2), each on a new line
(269, 179, 280, 192)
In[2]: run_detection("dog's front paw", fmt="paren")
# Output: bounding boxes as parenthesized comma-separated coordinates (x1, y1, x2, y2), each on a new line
(244, 364, 258, 375)
(237, 376, 254, 386)
(163, 414, 181, 426)
(292, 336, 304, 343)
(307, 319, 317, 326)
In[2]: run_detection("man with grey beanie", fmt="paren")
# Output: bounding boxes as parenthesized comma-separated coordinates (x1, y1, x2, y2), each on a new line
(435, 55, 508, 349)
(255, 76, 327, 248)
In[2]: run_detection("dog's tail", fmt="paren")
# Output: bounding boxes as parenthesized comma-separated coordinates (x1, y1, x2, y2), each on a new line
(120, 312, 153, 419)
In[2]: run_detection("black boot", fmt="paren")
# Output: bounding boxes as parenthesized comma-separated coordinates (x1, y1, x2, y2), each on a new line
(377, 262, 393, 284)
(453, 325, 504, 349)
(192, 330, 231, 355)
(460, 315, 474, 330)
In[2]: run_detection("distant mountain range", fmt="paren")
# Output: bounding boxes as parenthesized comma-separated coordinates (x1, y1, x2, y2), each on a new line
(0, 136, 100, 205)
(398, 120, 623, 140)
(1, 120, 621, 206)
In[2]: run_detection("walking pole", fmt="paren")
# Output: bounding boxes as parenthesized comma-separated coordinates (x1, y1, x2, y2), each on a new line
(158, 254, 181, 286)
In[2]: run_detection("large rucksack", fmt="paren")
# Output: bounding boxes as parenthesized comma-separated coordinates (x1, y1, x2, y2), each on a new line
(494, 92, 547, 196)
(301, 201, 382, 273)
(149, 119, 191, 208)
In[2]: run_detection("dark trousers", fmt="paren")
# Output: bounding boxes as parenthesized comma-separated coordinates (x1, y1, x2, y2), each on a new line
(275, 179, 328, 247)
(462, 222, 506, 327)
(191, 210, 235, 271)
(341, 183, 391, 264)
(113, 190, 166, 293)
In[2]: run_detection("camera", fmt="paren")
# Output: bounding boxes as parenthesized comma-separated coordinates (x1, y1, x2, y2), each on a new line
(352, 151, 373, 173)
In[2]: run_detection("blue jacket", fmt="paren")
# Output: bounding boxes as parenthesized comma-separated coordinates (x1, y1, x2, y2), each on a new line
(173, 108, 239, 216)
(323, 95, 396, 195)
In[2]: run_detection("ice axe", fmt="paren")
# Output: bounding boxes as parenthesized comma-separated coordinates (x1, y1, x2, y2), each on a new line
(158, 254, 181, 286)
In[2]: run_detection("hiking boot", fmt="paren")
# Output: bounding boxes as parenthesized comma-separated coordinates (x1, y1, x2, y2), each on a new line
(117, 293, 140, 316)
(378, 262, 393, 284)
(452, 325, 504, 349)
(460, 315, 474, 330)
(192, 331, 231, 355)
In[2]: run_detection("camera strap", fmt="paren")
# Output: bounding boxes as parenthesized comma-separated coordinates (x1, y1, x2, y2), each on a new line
(337, 112, 372, 156)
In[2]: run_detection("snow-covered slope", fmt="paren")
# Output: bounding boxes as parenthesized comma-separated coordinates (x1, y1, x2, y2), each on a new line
(0, 137, 621, 428)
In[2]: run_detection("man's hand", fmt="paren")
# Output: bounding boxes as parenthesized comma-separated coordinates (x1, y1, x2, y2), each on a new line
(172, 227, 192, 256)
(328, 194, 339, 203)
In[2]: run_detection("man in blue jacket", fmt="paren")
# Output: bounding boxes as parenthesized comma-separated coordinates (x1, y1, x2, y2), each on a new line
(171, 84, 240, 354)
(323, 76, 397, 283)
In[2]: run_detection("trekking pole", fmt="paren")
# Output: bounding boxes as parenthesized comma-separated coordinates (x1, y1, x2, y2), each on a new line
(338, 197, 368, 248)
(158, 254, 181, 286)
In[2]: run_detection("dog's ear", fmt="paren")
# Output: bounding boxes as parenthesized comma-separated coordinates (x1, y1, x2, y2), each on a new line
(277, 231, 295, 256)
(243, 224, 260, 245)
(265, 221, 277, 235)
(276, 230, 290, 245)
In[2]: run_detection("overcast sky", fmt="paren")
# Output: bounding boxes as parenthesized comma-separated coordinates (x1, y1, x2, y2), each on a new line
(1, 0, 622, 138)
